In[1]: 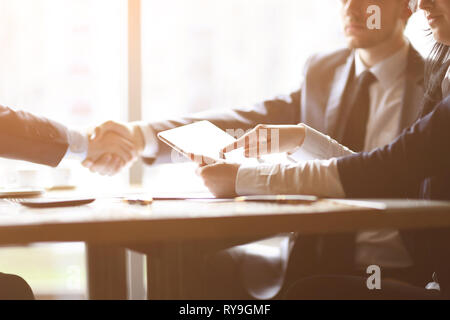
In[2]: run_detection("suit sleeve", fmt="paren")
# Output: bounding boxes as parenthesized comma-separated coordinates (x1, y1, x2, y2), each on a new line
(0, 105, 69, 167)
(337, 96, 450, 198)
(141, 55, 322, 162)
(147, 90, 301, 162)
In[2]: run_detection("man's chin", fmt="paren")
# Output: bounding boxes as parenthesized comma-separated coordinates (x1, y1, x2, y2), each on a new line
(346, 37, 377, 50)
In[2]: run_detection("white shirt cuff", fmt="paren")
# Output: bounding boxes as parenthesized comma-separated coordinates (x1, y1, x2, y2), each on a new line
(288, 124, 354, 162)
(64, 129, 89, 161)
(236, 164, 280, 196)
(235, 158, 346, 198)
(134, 122, 159, 158)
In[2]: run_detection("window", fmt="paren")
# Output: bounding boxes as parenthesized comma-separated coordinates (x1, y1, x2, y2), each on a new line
(0, 0, 127, 299)
(141, 0, 345, 121)
(0, 0, 128, 191)
(0, 0, 127, 124)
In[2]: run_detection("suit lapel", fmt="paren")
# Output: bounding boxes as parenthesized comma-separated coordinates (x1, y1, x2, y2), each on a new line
(399, 46, 425, 130)
(324, 52, 355, 138)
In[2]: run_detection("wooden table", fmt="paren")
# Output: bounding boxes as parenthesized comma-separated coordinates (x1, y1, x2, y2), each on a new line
(1, 197, 450, 299)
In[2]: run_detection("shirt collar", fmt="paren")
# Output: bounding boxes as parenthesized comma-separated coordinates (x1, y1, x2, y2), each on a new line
(443, 65, 450, 98)
(355, 41, 410, 90)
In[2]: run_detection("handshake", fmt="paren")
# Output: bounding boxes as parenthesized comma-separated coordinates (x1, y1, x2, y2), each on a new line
(82, 121, 146, 176)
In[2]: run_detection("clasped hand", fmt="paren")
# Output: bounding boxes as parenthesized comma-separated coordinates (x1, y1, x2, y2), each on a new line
(82, 121, 145, 176)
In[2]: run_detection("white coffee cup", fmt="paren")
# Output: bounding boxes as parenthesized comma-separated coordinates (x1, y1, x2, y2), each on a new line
(50, 168, 73, 188)
(15, 170, 41, 188)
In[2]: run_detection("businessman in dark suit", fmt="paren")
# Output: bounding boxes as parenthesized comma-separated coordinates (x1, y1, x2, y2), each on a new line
(88, 0, 425, 298)
(0, 105, 138, 299)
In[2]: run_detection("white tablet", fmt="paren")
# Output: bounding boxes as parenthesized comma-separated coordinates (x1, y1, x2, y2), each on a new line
(158, 121, 236, 162)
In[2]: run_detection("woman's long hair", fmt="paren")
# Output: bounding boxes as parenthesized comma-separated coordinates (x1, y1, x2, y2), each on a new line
(422, 42, 450, 115)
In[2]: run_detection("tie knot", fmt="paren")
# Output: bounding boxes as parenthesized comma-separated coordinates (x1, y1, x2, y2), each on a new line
(358, 70, 377, 88)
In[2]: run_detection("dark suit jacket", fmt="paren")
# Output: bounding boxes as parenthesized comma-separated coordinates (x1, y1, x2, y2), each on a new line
(0, 105, 69, 167)
(338, 96, 450, 292)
